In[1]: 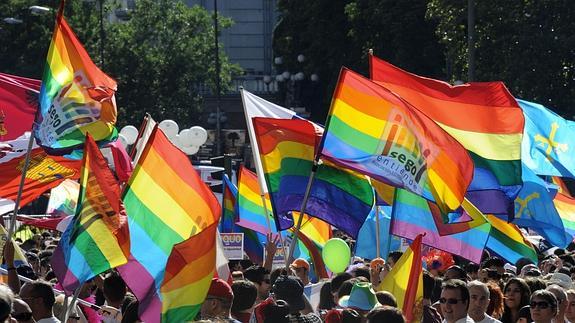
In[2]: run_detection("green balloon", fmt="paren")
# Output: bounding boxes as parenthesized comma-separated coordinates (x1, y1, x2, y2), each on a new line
(322, 238, 351, 273)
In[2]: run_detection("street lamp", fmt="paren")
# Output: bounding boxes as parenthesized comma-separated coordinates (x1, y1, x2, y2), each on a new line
(83, 0, 105, 66)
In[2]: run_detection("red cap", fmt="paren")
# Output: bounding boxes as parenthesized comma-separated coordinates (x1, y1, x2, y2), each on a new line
(207, 278, 234, 300)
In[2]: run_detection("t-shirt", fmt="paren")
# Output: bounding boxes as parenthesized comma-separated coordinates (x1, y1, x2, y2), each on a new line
(474, 314, 502, 323)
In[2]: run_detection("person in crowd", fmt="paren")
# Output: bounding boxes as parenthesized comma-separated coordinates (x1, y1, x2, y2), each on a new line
(232, 271, 245, 281)
(519, 264, 541, 278)
(375, 291, 397, 307)
(444, 266, 469, 282)
(516, 305, 532, 323)
(290, 258, 311, 286)
(482, 258, 506, 276)
(0, 284, 14, 323)
(243, 266, 271, 305)
(12, 298, 34, 323)
(120, 299, 139, 323)
(387, 251, 403, 268)
(330, 273, 353, 305)
(465, 263, 480, 281)
(19, 281, 60, 323)
(317, 281, 336, 314)
(439, 279, 473, 323)
(501, 277, 531, 323)
(99, 272, 128, 323)
(337, 278, 363, 301)
(530, 290, 558, 323)
(200, 278, 240, 322)
(272, 275, 321, 323)
(525, 277, 547, 294)
(485, 281, 504, 320)
(422, 271, 442, 323)
(546, 284, 568, 323)
(338, 282, 381, 319)
(369, 258, 386, 287)
(231, 280, 257, 323)
(366, 306, 405, 323)
(350, 266, 370, 282)
(564, 289, 575, 323)
(467, 280, 501, 323)
(261, 299, 289, 323)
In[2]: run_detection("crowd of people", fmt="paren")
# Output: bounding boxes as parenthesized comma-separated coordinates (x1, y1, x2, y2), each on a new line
(2, 229, 575, 322)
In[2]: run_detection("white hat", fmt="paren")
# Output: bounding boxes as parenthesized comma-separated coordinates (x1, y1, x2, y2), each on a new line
(549, 272, 573, 289)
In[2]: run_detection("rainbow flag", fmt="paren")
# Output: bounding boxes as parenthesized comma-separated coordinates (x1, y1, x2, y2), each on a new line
(119, 126, 220, 321)
(320, 68, 473, 214)
(552, 183, 575, 238)
(51, 134, 129, 294)
(370, 55, 523, 219)
(253, 117, 374, 238)
(46, 179, 79, 217)
(35, 5, 117, 153)
(391, 189, 489, 263)
(378, 234, 423, 322)
(485, 215, 538, 264)
(221, 174, 265, 265)
(160, 222, 218, 322)
(236, 166, 275, 234)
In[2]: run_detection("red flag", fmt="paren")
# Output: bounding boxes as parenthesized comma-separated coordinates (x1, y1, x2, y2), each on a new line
(0, 73, 40, 141)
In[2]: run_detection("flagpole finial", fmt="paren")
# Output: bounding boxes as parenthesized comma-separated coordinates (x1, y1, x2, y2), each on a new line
(368, 49, 373, 55)
(239, 86, 244, 90)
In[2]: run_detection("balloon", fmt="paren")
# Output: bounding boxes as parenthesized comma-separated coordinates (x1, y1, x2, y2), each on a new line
(119, 125, 138, 145)
(118, 134, 128, 148)
(158, 120, 179, 139)
(188, 126, 208, 146)
(322, 238, 351, 273)
(180, 145, 199, 155)
(171, 134, 183, 148)
(178, 129, 195, 147)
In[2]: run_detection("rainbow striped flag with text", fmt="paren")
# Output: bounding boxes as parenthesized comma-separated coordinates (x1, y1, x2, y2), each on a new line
(370, 55, 523, 219)
(320, 68, 473, 214)
(35, 4, 117, 153)
(52, 134, 129, 294)
(119, 126, 220, 321)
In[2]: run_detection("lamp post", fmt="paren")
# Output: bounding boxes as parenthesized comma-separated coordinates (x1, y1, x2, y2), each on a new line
(83, 0, 105, 66)
(213, 0, 222, 156)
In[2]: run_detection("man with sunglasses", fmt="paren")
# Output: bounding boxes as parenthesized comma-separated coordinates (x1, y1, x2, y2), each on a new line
(244, 266, 271, 305)
(440, 279, 473, 323)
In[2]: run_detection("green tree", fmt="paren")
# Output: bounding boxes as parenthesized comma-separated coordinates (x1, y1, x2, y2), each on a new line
(427, 0, 575, 115)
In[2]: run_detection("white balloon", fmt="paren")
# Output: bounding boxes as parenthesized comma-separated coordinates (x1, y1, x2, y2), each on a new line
(180, 145, 199, 155)
(178, 129, 195, 147)
(118, 134, 128, 148)
(171, 134, 184, 148)
(188, 126, 208, 146)
(158, 120, 179, 139)
(119, 125, 138, 144)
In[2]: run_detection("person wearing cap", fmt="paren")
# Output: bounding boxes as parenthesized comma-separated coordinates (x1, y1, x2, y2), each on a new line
(201, 278, 241, 322)
(272, 276, 321, 323)
(338, 281, 381, 318)
(467, 280, 501, 323)
(290, 258, 311, 286)
(440, 279, 474, 323)
(546, 284, 569, 323)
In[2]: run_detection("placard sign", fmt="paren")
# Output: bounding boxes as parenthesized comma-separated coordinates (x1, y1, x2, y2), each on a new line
(221, 233, 244, 260)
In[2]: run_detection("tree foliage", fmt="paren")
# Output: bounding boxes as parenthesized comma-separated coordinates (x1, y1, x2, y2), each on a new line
(0, 0, 240, 127)
(427, 0, 575, 115)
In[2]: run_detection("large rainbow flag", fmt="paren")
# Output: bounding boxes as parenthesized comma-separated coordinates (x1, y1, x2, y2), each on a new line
(119, 126, 220, 321)
(253, 117, 374, 238)
(370, 55, 523, 219)
(378, 234, 423, 322)
(319, 68, 473, 214)
(236, 166, 275, 234)
(51, 134, 129, 294)
(35, 5, 117, 153)
(160, 222, 218, 322)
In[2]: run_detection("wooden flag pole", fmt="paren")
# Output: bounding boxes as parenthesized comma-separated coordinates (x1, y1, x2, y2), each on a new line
(285, 162, 318, 269)
(7, 127, 37, 238)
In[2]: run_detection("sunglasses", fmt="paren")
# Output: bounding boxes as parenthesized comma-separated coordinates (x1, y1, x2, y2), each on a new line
(439, 298, 465, 305)
(12, 312, 33, 321)
(530, 301, 551, 309)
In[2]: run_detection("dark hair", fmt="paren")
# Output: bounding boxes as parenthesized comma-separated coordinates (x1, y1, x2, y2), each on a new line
(270, 267, 288, 286)
(515, 257, 535, 275)
(525, 277, 547, 294)
(423, 271, 438, 300)
(231, 280, 258, 312)
(351, 266, 370, 281)
(240, 259, 254, 270)
(331, 272, 353, 294)
(517, 305, 532, 323)
(121, 299, 140, 323)
(445, 265, 468, 280)
(442, 279, 470, 307)
(367, 305, 405, 323)
(318, 281, 336, 310)
(388, 251, 403, 265)
(481, 257, 505, 269)
(465, 263, 480, 274)
(376, 291, 397, 307)
(338, 278, 361, 299)
(104, 272, 127, 303)
(531, 290, 558, 315)
(263, 299, 289, 323)
(0, 285, 13, 321)
(342, 308, 362, 323)
(28, 281, 55, 309)
(244, 265, 269, 284)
